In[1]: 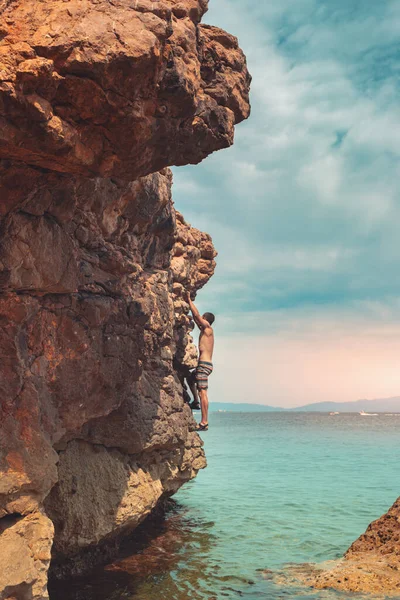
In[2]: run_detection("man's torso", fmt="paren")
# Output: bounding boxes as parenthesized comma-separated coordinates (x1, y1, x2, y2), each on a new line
(198, 327, 214, 363)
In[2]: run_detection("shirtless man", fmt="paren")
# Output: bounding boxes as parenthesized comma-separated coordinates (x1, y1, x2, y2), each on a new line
(185, 292, 215, 431)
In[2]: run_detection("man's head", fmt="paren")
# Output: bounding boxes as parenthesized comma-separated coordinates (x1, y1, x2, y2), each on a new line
(203, 312, 215, 326)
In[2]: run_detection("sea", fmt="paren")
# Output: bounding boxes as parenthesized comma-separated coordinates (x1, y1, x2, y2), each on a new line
(50, 412, 400, 600)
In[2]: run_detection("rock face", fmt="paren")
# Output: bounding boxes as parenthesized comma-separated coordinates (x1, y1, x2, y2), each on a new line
(0, 1, 250, 598)
(0, 0, 250, 179)
(295, 497, 400, 596)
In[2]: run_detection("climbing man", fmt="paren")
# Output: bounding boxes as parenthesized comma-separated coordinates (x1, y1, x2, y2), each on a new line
(185, 291, 215, 431)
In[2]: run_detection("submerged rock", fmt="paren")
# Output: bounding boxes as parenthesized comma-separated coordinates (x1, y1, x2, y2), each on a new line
(0, 0, 251, 597)
(288, 497, 400, 596)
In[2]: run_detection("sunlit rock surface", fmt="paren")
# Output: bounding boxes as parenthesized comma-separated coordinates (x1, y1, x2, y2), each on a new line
(0, 0, 250, 179)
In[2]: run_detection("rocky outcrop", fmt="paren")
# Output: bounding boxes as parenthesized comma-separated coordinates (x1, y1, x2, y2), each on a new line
(291, 497, 400, 596)
(0, 0, 250, 179)
(0, 0, 250, 598)
(0, 512, 54, 600)
(45, 436, 205, 577)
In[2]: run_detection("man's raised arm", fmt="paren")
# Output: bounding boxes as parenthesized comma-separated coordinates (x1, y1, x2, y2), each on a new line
(185, 292, 210, 330)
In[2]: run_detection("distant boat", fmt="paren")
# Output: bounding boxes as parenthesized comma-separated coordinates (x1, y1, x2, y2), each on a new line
(217, 409, 227, 413)
(359, 410, 378, 416)
(329, 412, 340, 415)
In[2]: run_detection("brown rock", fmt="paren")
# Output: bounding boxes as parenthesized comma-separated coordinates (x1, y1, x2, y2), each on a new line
(0, 0, 250, 179)
(0, 512, 54, 600)
(0, 163, 213, 596)
(171, 212, 217, 367)
(45, 437, 205, 571)
(293, 497, 400, 596)
(0, 0, 251, 596)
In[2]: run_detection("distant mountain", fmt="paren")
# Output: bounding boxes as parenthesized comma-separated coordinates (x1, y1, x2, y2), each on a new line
(290, 397, 400, 413)
(210, 402, 282, 412)
(208, 396, 400, 413)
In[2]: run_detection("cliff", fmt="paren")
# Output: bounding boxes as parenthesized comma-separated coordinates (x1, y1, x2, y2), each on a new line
(0, 1, 251, 598)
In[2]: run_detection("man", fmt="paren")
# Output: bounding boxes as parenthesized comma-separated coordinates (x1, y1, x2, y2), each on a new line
(185, 291, 215, 431)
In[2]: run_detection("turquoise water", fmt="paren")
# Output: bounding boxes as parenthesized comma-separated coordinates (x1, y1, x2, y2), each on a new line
(51, 413, 400, 600)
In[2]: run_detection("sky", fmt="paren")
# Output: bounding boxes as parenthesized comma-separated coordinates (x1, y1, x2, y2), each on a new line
(172, 0, 400, 408)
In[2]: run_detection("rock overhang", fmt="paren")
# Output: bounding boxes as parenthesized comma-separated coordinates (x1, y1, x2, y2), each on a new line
(0, 0, 251, 180)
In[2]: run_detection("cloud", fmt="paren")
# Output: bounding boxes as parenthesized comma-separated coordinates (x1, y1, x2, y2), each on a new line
(173, 0, 400, 403)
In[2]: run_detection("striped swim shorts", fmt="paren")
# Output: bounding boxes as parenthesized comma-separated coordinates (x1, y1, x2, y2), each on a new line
(196, 361, 213, 390)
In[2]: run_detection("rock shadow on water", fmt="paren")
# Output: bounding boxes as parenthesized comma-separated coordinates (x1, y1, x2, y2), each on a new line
(48, 499, 217, 600)
(49, 499, 259, 600)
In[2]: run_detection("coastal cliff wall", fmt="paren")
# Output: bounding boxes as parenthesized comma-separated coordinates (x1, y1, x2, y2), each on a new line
(0, 1, 251, 598)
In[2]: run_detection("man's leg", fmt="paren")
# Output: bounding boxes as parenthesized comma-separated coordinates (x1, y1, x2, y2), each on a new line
(199, 388, 209, 425)
(182, 386, 192, 405)
(187, 371, 200, 407)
